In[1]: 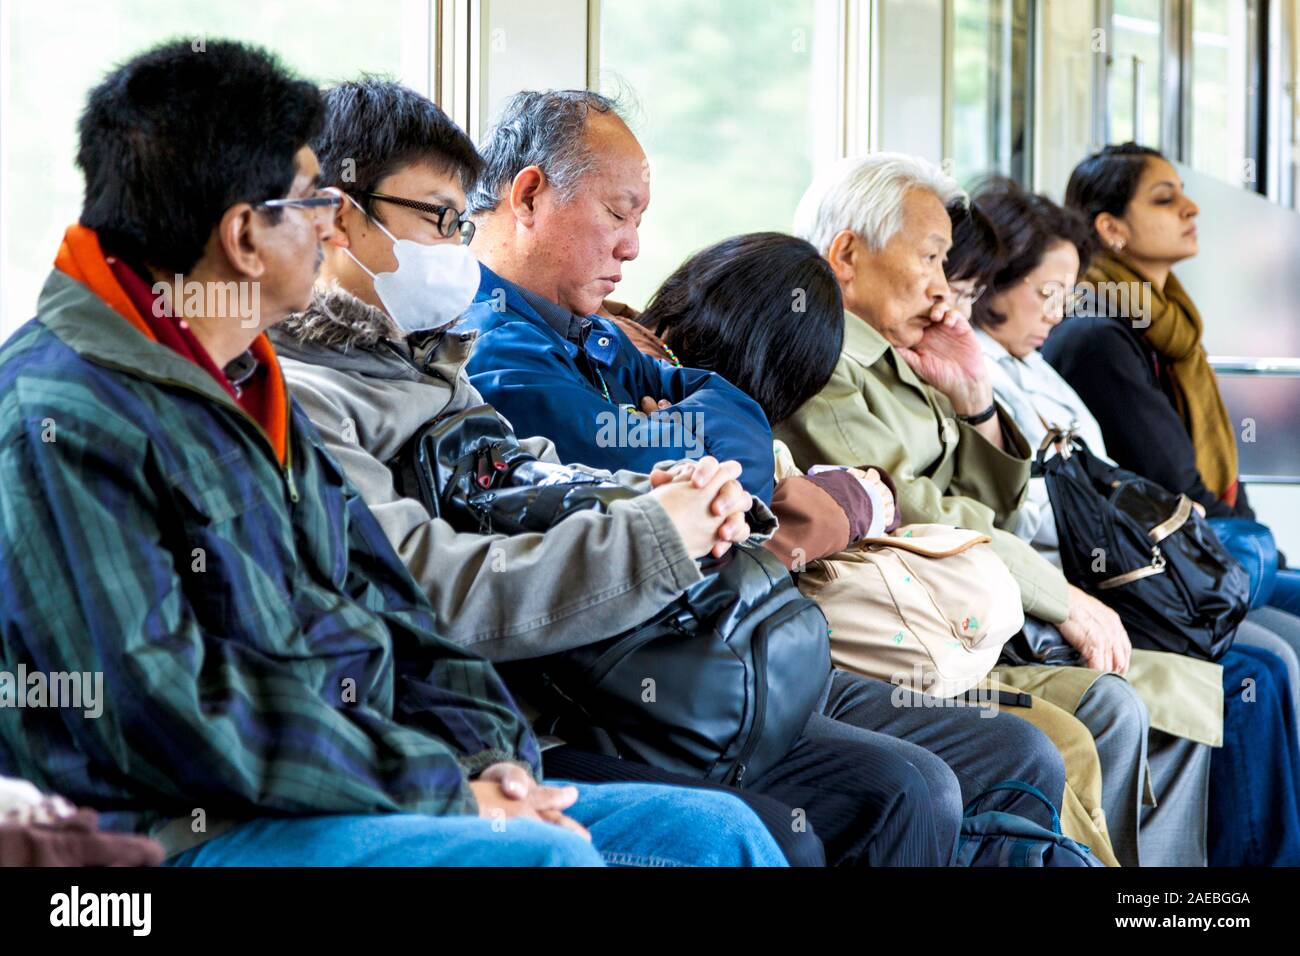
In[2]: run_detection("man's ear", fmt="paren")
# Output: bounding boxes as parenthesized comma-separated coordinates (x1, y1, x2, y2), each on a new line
(216, 204, 267, 280)
(325, 198, 354, 249)
(826, 229, 860, 285)
(508, 166, 546, 226)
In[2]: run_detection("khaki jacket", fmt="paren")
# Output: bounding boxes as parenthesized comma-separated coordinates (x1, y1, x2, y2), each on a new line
(777, 313, 1071, 625)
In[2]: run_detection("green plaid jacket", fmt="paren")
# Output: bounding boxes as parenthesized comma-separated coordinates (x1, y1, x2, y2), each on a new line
(0, 270, 540, 842)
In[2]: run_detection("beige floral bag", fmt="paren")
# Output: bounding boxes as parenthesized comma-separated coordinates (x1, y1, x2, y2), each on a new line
(797, 525, 1025, 698)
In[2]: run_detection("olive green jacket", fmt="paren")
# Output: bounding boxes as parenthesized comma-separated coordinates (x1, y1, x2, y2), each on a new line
(776, 313, 1071, 625)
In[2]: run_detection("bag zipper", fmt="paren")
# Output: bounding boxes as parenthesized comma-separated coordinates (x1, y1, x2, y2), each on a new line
(584, 613, 695, 687)
(728, 599, 818, 787)
(728, 627, 767, 787)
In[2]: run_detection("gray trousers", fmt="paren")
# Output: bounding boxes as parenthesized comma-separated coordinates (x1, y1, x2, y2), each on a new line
(1141, 731, 1211, 867)
(802, 669, 1069, 862)
(1071, 673, 1210, 868)
(1071, 674, 1145, 867)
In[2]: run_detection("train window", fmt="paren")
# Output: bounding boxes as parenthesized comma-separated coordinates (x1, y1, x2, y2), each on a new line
(1188, 0, 1251, 188)
(948, 0, 1033, 185)
(1176, 159, 1300, 487)
(594, 0, 840, 309)
(1034, 0, 1096, 198)
(1107, 0, 1164, 147)
(0, 0, 428, 338)
(1217, 376, 1300, 483)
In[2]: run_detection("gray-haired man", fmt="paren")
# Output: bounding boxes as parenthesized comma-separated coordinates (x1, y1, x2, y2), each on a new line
(457, 90, 1073, 864)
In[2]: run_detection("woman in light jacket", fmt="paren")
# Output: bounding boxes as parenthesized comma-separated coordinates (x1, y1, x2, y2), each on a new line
(954, 178, 1300, 865)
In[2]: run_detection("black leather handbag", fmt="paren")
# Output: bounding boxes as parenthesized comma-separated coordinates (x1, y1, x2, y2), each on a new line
(389, 404, 830, 786)
(1033, 428, 1249, 662)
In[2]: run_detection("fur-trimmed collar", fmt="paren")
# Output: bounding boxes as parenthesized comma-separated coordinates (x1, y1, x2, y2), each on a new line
(276, 284, 404, 351)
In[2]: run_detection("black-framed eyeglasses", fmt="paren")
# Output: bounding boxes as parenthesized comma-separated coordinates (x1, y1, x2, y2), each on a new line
(358, 190, 476, 245)
(253, 187, 343, 223)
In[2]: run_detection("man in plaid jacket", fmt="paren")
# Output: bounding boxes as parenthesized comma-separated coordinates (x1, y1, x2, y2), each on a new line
(0, 38, 784, 868)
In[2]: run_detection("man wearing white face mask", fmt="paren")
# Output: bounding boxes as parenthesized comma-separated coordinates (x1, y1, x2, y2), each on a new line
(274, 80, 758, 663)
(270, 81, 840, 867)
(334, 187, 484, 331)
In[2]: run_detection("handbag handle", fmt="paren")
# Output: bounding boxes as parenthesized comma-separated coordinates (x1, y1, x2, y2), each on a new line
(1033, 425, 1082, 469)
(1096, 495, 1191, 590)
(1148, 494, 1193, 544)
(1097, 549, 1167, 589)
(962, 779, 1063, 835)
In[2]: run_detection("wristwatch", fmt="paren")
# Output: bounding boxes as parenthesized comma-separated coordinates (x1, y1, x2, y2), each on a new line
(956, 402, 997, 426)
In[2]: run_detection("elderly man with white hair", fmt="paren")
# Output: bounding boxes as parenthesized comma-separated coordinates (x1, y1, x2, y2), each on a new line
(779, 153, 1203, 868)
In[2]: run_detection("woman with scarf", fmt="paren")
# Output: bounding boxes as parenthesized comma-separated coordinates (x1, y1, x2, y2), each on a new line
(951, 179, 1300, 866)
(1045, 143, 1300, 680)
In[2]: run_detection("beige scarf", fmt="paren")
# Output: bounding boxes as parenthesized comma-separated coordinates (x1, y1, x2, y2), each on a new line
(1084, 252, 1238, 504)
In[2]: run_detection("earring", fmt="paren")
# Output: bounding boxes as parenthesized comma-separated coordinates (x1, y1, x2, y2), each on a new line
(1112, 239, 1126, 252)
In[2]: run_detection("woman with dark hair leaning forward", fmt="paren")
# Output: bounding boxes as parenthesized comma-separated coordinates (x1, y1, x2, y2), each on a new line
(611, 230, 1112, 864)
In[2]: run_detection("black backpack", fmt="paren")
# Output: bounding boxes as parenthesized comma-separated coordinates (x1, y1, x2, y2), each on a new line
(1034, 429, 1249, 661)
(389, 404, 830, 786)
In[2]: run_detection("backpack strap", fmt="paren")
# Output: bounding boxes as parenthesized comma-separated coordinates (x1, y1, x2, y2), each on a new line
(963, 779, 1063, 835)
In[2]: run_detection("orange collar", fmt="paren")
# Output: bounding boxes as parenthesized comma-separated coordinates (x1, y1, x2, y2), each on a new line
(54, 224, 289, 464)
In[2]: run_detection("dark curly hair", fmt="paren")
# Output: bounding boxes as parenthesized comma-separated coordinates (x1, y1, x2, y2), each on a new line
(969, 177, 1094, 328)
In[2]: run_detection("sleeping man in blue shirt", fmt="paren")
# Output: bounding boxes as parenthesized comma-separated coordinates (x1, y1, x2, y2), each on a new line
(459, 90, 776, 504)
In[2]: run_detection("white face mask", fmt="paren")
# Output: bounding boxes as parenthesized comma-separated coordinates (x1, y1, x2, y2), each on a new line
(342, 193, 480, 332)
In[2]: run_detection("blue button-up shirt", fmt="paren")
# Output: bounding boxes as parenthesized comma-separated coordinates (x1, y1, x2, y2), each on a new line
(459, 263, 776, 503)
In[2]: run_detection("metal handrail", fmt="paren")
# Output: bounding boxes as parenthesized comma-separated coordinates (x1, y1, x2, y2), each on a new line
(1210, 356, 1300, 376)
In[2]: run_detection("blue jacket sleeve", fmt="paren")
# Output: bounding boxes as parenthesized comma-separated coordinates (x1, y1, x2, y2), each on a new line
(465, 321, 776, 503)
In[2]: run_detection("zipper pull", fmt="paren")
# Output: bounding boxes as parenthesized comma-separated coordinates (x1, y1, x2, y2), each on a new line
(475, 453, 493, 489)
(285, 466, 300, 503)
(489, 444, 509, 473)
(732, 763, 746, 785)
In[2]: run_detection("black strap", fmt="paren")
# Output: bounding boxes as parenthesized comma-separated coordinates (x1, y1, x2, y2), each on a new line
(962, 688, 1034, 708)
(956, 402, 997, 426)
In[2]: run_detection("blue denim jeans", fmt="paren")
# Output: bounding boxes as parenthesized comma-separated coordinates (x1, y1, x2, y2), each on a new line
(1209, 647, 1300, 866)
(164, 779, 788, 867)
